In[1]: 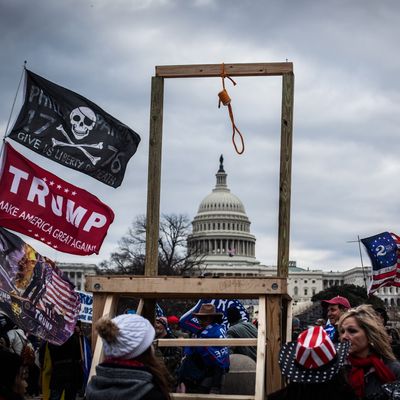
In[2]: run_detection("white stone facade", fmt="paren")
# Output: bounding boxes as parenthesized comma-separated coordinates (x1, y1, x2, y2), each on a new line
(58, 262, 96, 291)
(287, 265, 399, 307)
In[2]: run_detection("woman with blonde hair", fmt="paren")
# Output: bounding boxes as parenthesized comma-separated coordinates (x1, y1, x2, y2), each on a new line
(338, 304, 400, 399)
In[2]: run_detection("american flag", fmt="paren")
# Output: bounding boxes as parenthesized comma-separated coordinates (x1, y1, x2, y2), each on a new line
(361, 232, 400, 295)
(0, 228, 80, 344)
(39, 264, 81, 324)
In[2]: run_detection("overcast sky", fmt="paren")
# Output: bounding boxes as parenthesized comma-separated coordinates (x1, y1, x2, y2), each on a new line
(1, 0, 399, 271)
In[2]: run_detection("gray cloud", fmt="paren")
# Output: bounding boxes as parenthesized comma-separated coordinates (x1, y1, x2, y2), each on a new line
(1, 0, 399, 270)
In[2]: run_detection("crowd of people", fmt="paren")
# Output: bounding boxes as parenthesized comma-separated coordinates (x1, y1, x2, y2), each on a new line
(2, 296, 400, 400)
(0, 317, 89, 400)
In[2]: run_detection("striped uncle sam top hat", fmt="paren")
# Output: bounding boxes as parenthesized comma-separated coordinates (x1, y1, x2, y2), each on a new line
(279, 326, 350, 383)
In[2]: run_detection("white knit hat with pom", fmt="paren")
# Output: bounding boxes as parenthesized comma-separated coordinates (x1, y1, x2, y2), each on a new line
(102, 314, 155, 359)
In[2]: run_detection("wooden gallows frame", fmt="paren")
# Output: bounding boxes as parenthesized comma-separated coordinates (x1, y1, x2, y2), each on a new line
(86, 62, 294, 400)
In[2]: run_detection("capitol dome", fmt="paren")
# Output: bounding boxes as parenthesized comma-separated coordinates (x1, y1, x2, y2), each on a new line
(198, 188, 246, 214)
(188, 155, 258, 269)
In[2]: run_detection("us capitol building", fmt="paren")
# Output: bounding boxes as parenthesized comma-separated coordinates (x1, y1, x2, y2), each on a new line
(61, 156, 399, 308)
(186, 155, 398, 309)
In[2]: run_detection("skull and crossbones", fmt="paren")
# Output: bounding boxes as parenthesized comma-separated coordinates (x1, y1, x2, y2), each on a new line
(52, 107, 103, 165)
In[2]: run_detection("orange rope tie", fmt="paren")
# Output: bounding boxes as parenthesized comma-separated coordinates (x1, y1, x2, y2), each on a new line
(217, 63, 245, 155)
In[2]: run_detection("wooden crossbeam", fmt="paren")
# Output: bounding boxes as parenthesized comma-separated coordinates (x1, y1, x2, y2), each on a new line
(157, 338, 258, 347)
(85, 276, 287, 298)
(156, 62, 293, 78)
(171, 395, 255, 400)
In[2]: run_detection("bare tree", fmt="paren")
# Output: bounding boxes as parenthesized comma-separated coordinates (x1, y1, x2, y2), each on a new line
(97, 213, 204, 276)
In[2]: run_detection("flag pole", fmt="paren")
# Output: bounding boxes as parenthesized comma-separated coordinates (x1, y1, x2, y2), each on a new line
(357, 235, 368, 291)
(347, 236, 368, 290)
(3, 61, 27, 141)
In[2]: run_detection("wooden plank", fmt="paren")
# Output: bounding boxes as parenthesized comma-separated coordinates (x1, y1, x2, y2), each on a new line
(142, 299, 156, 324)
(156, 63, 293, 78)
(157, 338, 258, 347)
(88, 295, 117, 382)
(277, 73, 294, 278)
(171, 394, 254, 400)
(91, 293, 120, 349)
(285, 298, 293, 343)
(254, 296, 266, 400)
(142, 76, 164, 322)
(91, 293, 107, 350)
(86, 276, 287, 298)
(145, 76, 164, 277)
(136, 298, 144, 315)
(266, 295, 282, 394)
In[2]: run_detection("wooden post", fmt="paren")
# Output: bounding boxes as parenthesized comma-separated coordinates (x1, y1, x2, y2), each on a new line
(266, 295, 282, 395)
(143, 76, 164, 321)
(136, 299, 144, 315)
(285, 298, 293, 343)
(277, 73, 294, 278)
(91, 292, 119, 351)
(255, 296, 267, 400)
(91, 293, 107, 350)
(145, 76, 164, 277)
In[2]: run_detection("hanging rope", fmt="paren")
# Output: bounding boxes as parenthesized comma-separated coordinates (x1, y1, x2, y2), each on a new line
(218, 63, 245, 154)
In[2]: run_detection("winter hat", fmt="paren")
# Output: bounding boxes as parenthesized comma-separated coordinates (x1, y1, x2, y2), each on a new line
(156, 316, 168, 330)
(279, 326, 350, 383)
(97, 314, 155, 360)
(167, 315, 179, 325)
(193, 303, 223, 317)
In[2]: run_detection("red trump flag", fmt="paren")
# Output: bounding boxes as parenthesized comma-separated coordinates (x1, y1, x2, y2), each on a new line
(0, 143, 114, 255)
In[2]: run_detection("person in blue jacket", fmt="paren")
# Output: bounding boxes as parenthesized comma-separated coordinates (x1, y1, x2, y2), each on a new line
(178, 303, 229, 394)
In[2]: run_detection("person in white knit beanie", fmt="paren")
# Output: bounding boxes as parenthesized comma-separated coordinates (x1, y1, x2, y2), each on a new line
(101, 314, 155, 359)
(86, 314, 171, 400)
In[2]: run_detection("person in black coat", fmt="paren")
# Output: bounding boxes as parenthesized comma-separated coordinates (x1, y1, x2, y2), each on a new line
(48, 328, 82, 400)
(0, 350, 28, 400)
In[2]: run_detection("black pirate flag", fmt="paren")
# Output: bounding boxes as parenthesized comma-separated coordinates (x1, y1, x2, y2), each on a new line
(7, 69, 141, 188)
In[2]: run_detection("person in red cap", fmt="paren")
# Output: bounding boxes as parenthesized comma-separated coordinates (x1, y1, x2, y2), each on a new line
(167, 316, 179, 325)
(167, 316, 188, 339)
(322, 295, 351, 343)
